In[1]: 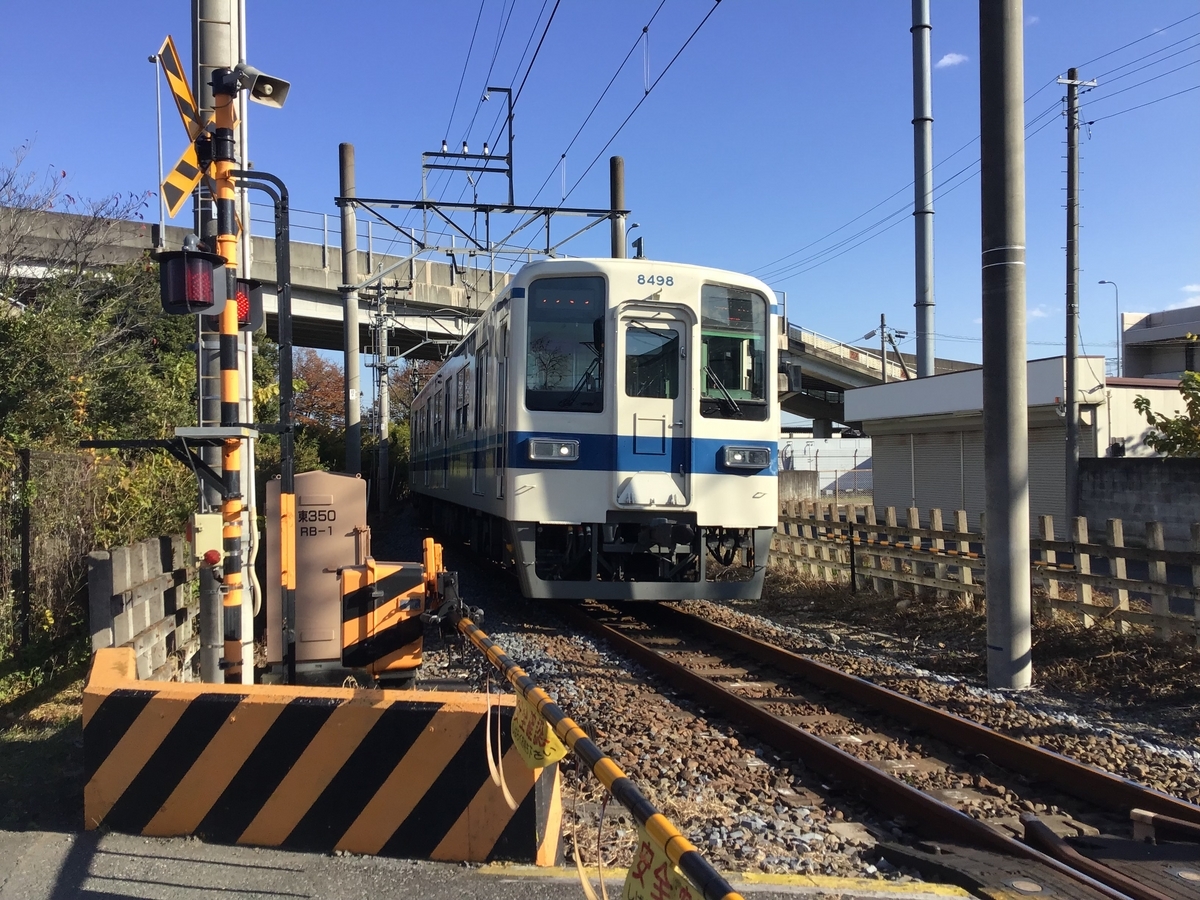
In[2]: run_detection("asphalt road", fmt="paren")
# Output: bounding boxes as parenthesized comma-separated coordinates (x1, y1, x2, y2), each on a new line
(0, 829, 965, 900)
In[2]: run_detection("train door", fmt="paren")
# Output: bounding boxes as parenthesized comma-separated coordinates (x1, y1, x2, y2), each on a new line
(442, 384, 452, 487)
(496, 322, 508, 499)
(616, 312, 690, 507)
(472, 341, 486, 495)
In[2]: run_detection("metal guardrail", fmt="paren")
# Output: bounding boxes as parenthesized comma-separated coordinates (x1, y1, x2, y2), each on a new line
(786, 325, 906, 382)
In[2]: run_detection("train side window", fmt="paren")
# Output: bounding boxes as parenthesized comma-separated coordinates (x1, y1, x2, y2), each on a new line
(525, 276, 606, 413)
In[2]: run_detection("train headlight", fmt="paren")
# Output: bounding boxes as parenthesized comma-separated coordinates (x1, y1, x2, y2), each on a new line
(722, 446, 771, 469)
(529, 439, 579, 462)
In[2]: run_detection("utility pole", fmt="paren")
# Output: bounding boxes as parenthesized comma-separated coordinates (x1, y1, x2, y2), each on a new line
(980, 0, 1031, 690)
(1059, 67, 1095, 523)
(610, 156, 626, 259)
(912, 0, 936, 377)
(340, 143, 362, 474)
(880, 313, 889, 384)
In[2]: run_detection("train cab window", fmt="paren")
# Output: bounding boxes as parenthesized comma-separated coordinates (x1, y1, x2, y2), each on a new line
(525, 276, 606, 412)
(700, 285, 768, 421)
(625, 325, 679, 399)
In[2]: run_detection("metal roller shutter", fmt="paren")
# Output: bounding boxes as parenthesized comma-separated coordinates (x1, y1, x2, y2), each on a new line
(1028, 425, 1066, 535)
(871, 433, 912, 514)
(961, 430, 986, 531)
(912, 432, 963, 525)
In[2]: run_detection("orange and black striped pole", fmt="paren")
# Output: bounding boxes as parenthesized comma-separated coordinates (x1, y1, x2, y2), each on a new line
(211, 71, 244, 680)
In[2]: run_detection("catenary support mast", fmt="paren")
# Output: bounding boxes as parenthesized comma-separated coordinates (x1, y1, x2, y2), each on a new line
(912, 0, 936, 377)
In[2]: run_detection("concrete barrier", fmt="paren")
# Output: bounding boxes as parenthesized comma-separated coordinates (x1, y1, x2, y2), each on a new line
(83, 648, 562, 865)
(778, 469, 820, 504)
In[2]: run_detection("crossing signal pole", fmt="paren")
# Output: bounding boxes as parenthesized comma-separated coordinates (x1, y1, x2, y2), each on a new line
(210, 70, 246, 679)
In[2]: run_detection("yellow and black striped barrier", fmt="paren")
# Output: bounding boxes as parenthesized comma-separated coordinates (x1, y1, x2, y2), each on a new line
(340, 559, 426, 677)
(457, 617, 744, 900)
(83, 647, 562, 864)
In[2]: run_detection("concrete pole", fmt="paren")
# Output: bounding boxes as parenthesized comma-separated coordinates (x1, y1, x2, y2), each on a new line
(609, 156, 626, 259)
(912, 0, 936, 377)
(979, 0, 1032, 690)
(340, 143, 362, 474)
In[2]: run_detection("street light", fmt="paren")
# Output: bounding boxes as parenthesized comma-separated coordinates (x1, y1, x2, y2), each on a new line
(1099, 280, 1120, 376)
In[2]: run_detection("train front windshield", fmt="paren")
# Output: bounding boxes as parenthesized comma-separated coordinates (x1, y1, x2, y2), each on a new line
(525, 276, 606, 413)
(700, 284, 768, 420)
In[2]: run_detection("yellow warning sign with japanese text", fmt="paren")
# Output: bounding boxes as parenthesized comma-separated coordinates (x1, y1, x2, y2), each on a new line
(510, 695, 567, 769)
(623, 825, 695, 900)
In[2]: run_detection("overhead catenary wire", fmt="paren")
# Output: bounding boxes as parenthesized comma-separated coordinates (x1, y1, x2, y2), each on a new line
(557, 0, 723, 207)
(526, 0, 671, 207)
(498, 0, 722, 275)
(443, 0, 488, 147)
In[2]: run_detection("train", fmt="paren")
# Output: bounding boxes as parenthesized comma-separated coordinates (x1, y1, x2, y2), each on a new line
(409, 256, 780, 600)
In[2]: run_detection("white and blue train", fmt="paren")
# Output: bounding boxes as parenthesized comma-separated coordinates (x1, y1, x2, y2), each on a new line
(409, 256, 779, 600)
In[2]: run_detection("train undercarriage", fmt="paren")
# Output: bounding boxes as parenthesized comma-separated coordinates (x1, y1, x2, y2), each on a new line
(414, 495, 773, 601)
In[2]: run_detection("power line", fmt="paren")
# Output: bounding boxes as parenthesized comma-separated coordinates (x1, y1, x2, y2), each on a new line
(1083, 57, 1200, 105)
(1076, 9, 1200, 68)
(758, 98, 1061, 283)
(751, 94, 1062, 279)
(1091, 33, 1200, 83)
(1087, 83, 1200, 123)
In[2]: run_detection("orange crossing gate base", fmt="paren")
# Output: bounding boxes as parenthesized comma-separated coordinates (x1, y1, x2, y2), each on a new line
(83, 648, 562, 865)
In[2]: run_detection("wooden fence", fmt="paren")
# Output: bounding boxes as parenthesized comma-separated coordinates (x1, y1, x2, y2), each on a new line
(88, 534, 199, 680)
(771, 500, 1200, 640)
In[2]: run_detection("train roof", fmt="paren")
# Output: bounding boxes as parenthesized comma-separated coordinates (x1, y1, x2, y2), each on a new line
(507, 257, 775, 294)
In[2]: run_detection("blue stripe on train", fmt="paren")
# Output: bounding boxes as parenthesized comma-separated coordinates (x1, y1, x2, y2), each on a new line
(414, 433, 777, 476)
(504, 432, 777, 476)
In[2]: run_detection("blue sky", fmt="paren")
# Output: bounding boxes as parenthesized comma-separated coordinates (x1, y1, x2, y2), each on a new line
(2, 1, 1197, 369)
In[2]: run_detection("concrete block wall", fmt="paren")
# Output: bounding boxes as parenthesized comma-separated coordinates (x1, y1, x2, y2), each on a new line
(88, 534, 197, 680)
(1079, 459, 1200, 549)
(779, 470, 820, 505)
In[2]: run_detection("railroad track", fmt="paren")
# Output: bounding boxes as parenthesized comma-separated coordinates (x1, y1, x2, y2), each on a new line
(557, 600, 1200, 900)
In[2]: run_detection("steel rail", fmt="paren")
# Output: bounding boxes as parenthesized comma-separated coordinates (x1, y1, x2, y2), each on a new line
(652, 603, 1200, 828)
(454, 616, 744, 900)
(556, 602, 1135, 900)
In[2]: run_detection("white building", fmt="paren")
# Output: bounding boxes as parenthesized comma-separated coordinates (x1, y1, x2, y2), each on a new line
(844, 356, 1179, 532)
(1122, 305, 1200, 380)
